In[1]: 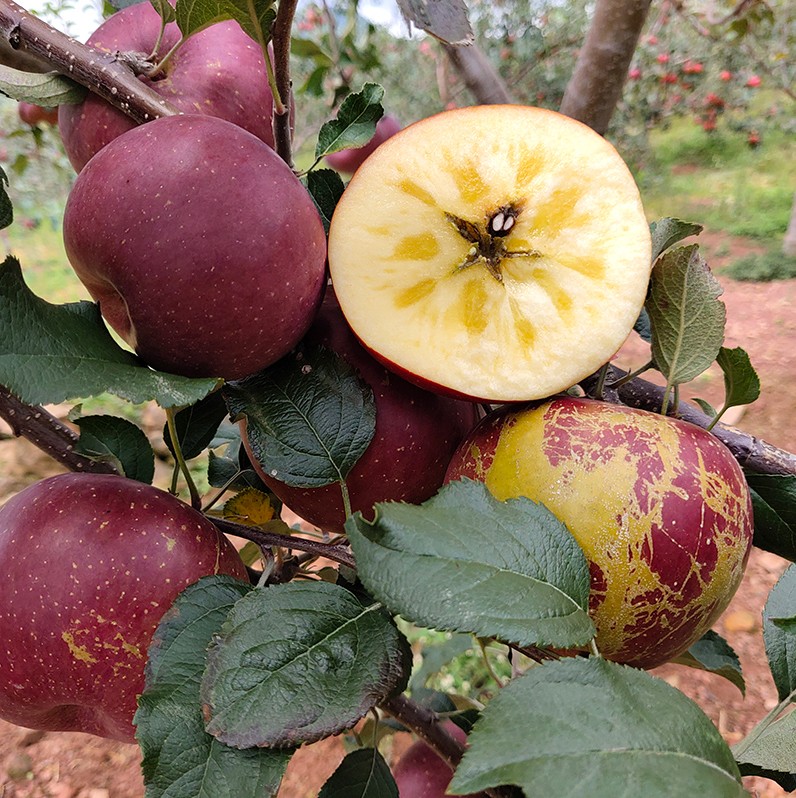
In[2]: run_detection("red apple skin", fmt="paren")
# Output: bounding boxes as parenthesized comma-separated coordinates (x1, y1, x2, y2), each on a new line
(0, 473, 247, 743)
(243, 292, 480, 533)
(445, 397, 754, 669)
(325, 114, 402, 175)
(62, 114, 327, 380)
(18, 102, 59, 126)
(58, 3, 286, 172)
(393, 723, 487, 798)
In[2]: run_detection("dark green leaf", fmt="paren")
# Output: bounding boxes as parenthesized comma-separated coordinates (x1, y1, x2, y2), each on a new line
(735, 711, 796, 791)
(394, 0, 474, 44)
(409, 633, 474, 690)
(671, 630, 745, 695)
(164, 391, 228, 461)
(136, 576, 290, 798)
(693, 397, 718, 417)
(450, 657, 745, 797)
(716, 347, 761, 410)
(0, 167, 12, 230)
(0, 66, 86, 106)
(647, 244, 726, 387)
(201, 581, 411, 747)
(151, 0, 176, 24)
(0, 257, 220, 407)
(319, 748, 398, 798)
(763, 565, 796, 701)
(746, 473, 796, 561)
(74, 415, 155, 484)
(300, 64, 329, 97)
(223, 343, 376, 488)
(207, 450, 265, 491)
(175, 0, 276, 43)
(316, 83, 384, 158)
(306, 168, 345, 232)
(346, 479, 595, 649)
(633, 307, 652, 343)
(650, 217, 703, 263)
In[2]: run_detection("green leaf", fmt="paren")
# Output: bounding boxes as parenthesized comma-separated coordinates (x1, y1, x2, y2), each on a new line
(150, 0, 177, 24)
(223, 343, 376, 489)
(306, 168, 345, 233)
(763, 565, 796, 701)
(207, 450, 264, 491)
(394, 0, 474, 45)
(200, 581, 411, 748)
(318, 748, 398, 798)
(647, 244, 726, 387)
(291, 37, 333, 65)
(693, 397, 717, 417)
(316, 83, 385, 159)
(135, 576, 290, 798)
(0, 65, 86, 106)
(735, 711, 796, 791)
(716, 347, 761, 410)
(746, 473, 796, 561)
(300, 65, 329, 97)
(409, 633, 474, 690)
(74, 415, 155, 484)
(649, 217, 703, 263)
(449, 657, 745, 797)
(633, 307, 651, 343)
(346, 479, 595, 649)
(671, 630, 745, 695)
(164, 391, 228, 461)
(0, 167, 12, 231)
(0, 257, 220, 408)
(175, 0, 276, 43)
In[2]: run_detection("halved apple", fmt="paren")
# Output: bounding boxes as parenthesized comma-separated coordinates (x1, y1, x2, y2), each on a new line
(327, 105, 652, 402)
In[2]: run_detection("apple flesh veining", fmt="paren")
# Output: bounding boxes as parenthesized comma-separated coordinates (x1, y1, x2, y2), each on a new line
(62, 114, 327, 380)
(393, 723, 487, 798)
(325, 114, 402, 175)
(243, 292, 480, 533)
(0, 472, 247, 743)
(327, 105, 652, 402)
(445, 396, 754, 668)
(58, 2, 287, 172)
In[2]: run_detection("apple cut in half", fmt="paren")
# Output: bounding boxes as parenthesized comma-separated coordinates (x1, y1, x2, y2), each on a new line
(327, 105, 652, 402)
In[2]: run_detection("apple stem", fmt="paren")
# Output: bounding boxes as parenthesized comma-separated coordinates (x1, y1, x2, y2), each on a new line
(339, 479, 353, 520)
(604, 359, 654, 391)
(477, 638, 506, 688)
(589, 638, 601, 658)
(165, 407, 202, 510)
(146, 16, 168, 64)
(144, 35, 183, 79)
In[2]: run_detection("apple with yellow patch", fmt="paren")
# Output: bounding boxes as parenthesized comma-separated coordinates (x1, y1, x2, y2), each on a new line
(328, 105, 652, 402)
(445, 397, 754, 668)
(0, 473, 247, 742)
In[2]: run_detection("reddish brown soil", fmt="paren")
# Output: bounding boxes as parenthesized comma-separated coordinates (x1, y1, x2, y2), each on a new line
(1, 231, 794, 797)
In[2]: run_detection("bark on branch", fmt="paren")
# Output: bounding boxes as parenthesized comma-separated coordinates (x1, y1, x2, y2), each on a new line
(442, 42, 513, 105)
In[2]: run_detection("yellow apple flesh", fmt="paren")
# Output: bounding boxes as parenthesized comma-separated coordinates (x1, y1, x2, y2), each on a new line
(328, 105, 652, 402)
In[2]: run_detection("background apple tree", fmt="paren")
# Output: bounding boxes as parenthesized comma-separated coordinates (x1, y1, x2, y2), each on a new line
(0, 0, 795, 796)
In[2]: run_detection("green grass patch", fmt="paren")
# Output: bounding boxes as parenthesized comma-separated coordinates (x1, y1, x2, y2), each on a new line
(721, 249, 796, 282)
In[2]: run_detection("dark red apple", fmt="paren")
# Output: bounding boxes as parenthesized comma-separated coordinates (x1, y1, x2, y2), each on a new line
(58, 3, 287, 172)
(325, 114, 401, 175)
(18, 102, 59, 126)
(445, 396, 754, 668)
(0, 472, 247, 743)
(393, 723, 487, 798)
(62, 114, 327, 380)
(243, 292, 480, 532)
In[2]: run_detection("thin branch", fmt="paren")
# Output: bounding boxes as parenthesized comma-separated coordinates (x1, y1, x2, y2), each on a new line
(211, 516, 356, 569)
(271, 0, 298, 168)
(0, 0, 178, 124)
(442, 41, 513, 105)
(0, 384, 119, 475)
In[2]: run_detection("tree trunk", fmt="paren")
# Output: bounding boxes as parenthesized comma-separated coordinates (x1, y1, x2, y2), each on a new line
(442, 42, 513, 105)
(784, 192, 796, 258)
(559, 0, 652, 135)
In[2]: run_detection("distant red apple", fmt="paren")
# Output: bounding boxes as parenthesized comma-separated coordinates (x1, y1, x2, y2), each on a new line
(244, 292, 479, 532)
(63, 114, 326, 380)
(393, 723, 487, 798)
(628, 67, 642, 80)
(656, 52, 670, 64)
(325, 114, 402, 175)
(746, 74, 761, 87)
(0, 473, 247, 743)
(18, 102, 58, 126)
(58, 2, 286, 171)
(720, 70, 732, 81)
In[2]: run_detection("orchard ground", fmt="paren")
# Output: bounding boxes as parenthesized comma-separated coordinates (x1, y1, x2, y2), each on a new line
(0, 227, 794, 797)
